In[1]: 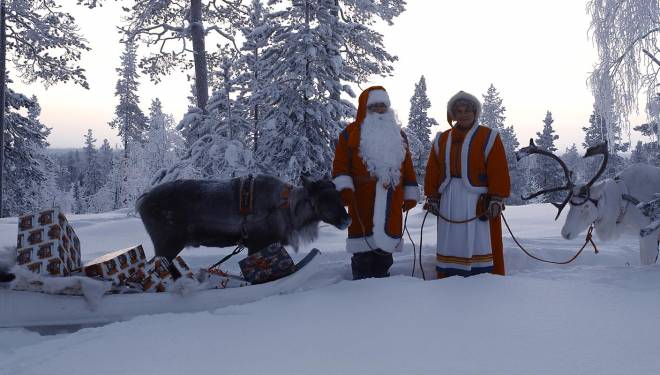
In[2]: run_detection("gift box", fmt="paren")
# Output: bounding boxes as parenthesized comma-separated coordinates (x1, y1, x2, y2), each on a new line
(205, 268, 250, 289)
(82, 245, 147, 285)
(16, 208, 81, 276)
(130, 256, 194, 293)
(16, 241, 71, 276)
(238, 244, 296, 284)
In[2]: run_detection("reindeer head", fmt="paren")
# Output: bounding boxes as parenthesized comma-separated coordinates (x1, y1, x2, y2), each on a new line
(516, 140, 609, 239)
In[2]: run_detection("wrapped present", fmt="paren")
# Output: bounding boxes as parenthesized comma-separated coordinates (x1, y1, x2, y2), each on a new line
(82, 245, 147, 285)
(238, 244, 296, 284)
(130, 256, 194, 293)
(16, 208, 81, 276)
(16, 241, 71, 276)
(204, 268, 250, 289)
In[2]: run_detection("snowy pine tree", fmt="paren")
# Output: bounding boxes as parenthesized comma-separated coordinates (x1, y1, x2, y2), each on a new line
(6, 1, 90, 87)
(336, 0, 406, 82)
(582, 106, 628, 178)
(632, 120, 660, 167)
(630, 141, 647, 165)
(25, 97, 60, 209)
(1, 0, 91, 215)
(480, 84, 522, 204)
(161, 49, 256, 183)
(84, 0, 247, 112)
(402, 127, 424, 178)
(144, 98, 182, 177)
(82, 129, 104, 203)
(480, 84, 506, 130)
(253, 0, 405, 181)
(118, 140, 152, 209)
(240, 0, 274, 150)
(98, 139, 114, 177)
(562, 143, 583, 183)
(239, 0, 277, 153)
(109, 40, 148, 157)
(254, 2, 356, 181)
(72, 181, 83, 214)
(407, 75, 437, 179)
(530, 111, 564, 203)
(1, 86, 52, 216)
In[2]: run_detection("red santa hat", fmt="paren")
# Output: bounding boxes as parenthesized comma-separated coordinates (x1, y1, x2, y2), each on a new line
(354, 86, 389, 125)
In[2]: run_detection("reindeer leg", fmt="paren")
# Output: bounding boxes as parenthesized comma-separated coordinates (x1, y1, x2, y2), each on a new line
(639, 234, 658, 266)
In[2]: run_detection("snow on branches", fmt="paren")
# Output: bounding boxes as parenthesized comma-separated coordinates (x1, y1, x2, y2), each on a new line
(6, 0, 90, 87)
(588, 0, 660, 137)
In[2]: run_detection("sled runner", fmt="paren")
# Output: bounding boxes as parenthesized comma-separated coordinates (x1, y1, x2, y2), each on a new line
(0, 249, 321, 329)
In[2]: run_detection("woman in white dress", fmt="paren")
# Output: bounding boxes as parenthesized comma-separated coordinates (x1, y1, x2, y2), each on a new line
(423, 91, 511, 278)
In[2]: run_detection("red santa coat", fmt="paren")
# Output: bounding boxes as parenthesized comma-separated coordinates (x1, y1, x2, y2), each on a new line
(332, 87, 419, 253)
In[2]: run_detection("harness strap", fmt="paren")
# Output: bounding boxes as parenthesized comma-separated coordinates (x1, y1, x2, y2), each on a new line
(239, 175, 255, 215)
(622, 194, 640, 205)
(280, 184, 292, 209)
(207, 245, 245, 271)
(615, 179, 640, 224)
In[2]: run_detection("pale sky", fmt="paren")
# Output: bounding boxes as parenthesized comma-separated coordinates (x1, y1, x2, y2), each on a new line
(14, 0, 649, 150)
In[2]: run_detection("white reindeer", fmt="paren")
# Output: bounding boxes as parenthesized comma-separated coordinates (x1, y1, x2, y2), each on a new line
(517, 141, 660, 265)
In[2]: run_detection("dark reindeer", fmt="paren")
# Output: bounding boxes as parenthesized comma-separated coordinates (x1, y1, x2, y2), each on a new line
(136, 175, 351, 261)
(517, 140, 660, 265)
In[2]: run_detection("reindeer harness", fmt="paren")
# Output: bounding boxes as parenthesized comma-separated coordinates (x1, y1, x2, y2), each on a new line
(208, 176, 292, 271)
(237, 175, 292, 240)
(613, 177, 642, 225)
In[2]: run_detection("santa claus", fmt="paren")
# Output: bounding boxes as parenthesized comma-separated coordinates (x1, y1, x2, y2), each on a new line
(332, 86, 419, 280)
(424, 91, 511, 278)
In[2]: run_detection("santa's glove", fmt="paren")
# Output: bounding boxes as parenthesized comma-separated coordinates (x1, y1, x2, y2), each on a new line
(423, 196, 440, 216)
(340, 189, 355, 207)
(403, 199, 417, 212)
(487, 196, 504, 219)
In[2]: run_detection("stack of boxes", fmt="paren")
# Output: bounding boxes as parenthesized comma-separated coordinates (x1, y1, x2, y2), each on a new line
(16, 208, 81, 276)
(82, 245, 147, 286)
(129, 256, 195, 292)
(13, 208, 215, 293)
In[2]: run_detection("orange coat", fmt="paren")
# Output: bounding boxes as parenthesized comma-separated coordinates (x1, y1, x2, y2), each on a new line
(332, 87, 419, 253)
(424, 125, 511, 275)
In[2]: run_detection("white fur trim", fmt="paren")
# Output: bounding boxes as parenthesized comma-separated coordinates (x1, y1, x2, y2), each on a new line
(345, 181, 405, 254)
(404, 185, 420, 202)
(372, 182, 403, 252)
(432, 132, 442, 158)
(346, 235, 403, 254)
(447, 91, 482, 122)
(438, 130, 452, 194)
(438, 126, 488, 194)
(484, 129, 499, 159)
(333, 175, 354, 191)
(346, 236, 379, 254)
(460, 125, 488, 194)
(367, 89, 391, 107)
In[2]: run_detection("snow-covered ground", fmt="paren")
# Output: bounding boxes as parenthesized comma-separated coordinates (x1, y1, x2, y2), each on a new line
(1, 204, 659, 374)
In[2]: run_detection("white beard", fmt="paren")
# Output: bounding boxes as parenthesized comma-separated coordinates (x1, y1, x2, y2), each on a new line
(359, 110, 405, 187)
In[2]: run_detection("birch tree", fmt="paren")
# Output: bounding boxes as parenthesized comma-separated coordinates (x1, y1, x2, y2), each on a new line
(588, 0, 659, 146)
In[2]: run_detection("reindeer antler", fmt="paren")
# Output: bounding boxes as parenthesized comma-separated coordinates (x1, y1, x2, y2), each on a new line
(516, 139, 575, 219)
(515, 140, 609, 221)
(583, 141, 609, 189)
